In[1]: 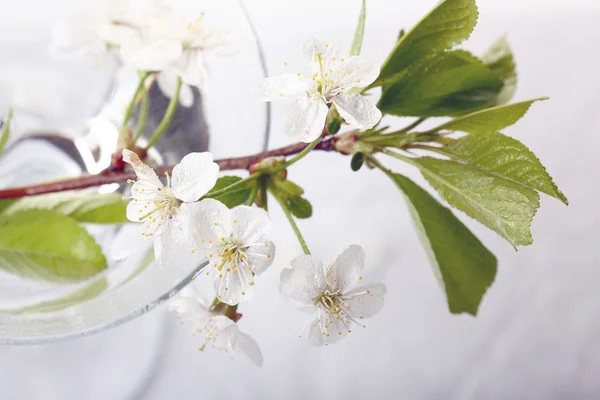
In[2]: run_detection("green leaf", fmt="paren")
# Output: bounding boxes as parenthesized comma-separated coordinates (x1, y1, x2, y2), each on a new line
(436, 131, 568, 204)
(375, 0, 479, 86)
(0, 199, 17, 214)
(1, 191, 128, 224)
(5, 277, 109, 314)
(272, 179, 305, 198)
(0, 108, 13, 154)
(483, 37, 517, 105)
(351, 0, 366, 56)
(378, 51, 503, 117)
(289, 196, 313, 219)
(0, 209, 107, 282)
(207, 176, 252, 208)
(430, 98, 548, 134)
(351, 153, 364, 171)
(407, 156, 540, 247)
(392, 173, 496, 315)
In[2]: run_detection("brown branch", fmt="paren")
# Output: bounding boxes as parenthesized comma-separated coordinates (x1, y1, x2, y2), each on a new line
(0, 138, 339, 199)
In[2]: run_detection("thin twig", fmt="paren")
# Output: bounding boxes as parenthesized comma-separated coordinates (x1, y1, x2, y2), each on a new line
(0, 137, 339, 199)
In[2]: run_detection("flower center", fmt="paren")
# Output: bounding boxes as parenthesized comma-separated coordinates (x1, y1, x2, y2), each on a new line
(214, 237, 248, 274)
(136, 185, 181, 236)
(317, 288, 343, 314)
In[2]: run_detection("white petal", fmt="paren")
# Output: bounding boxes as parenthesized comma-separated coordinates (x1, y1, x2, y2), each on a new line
(121, 39, 182, 72)
(171, 152, 220, 202)
(332, 93, 382, 130)
(125, 198, 152, 223)
(308, 318, 326, 347)
(233, 331, 263, 367)
(342, 283, 387, 319)
(174, 50, 207, 88)
(259, 74, 309, 101)
(154, 227, 176, 267)
(284, 97, 329, 143)
(157, 72, 195, 106)
(327, 245, 366, 292)
(307, 308, 350, 346)
(231, 206, 273, 245)
(339, 56, 380, 88)
(245, 240, 275, 275)
(182, 199, 232, 248)
(169, 286, 210, 317)
(122, 149, 163, 186)
(180, 84, 194, 107)
(280, 255, 326, 305)
(96, 24, 140, 47)
(301, 38, 336, 62)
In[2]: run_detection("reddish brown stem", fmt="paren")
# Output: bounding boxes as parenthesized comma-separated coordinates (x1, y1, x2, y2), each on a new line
(0, 138, 339, 199)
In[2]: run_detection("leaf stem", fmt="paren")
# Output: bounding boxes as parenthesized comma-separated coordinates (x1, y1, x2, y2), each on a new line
(398, 117, 427, 133)
(131, 90, 149, 146)
(365, 154, 394, 178)
(145, 77, 182, 150)
(246, 182, 260, 206)
(119, 72, 150, 144)
(263, 138, 321, 174)
(259, 178, 269, 211)
(272, 190, 310, 255)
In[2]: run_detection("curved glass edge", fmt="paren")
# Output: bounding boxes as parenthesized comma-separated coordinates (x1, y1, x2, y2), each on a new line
(0, 260, 210, 346)
(238, 0, 271, 152)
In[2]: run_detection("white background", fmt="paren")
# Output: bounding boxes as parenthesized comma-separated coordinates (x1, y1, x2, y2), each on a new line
(1, 0, 600, 399)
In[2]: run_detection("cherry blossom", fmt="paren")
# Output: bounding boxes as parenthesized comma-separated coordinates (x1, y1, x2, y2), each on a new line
(259, 39, 382, 143)
(121, 149, 219, 267)
(190, 200, 276, 306)
(169, 285, 263, 366)
(280, 245, 386, 346)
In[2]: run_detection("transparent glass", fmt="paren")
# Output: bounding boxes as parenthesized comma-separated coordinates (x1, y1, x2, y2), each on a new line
(0, 0, 269, 344)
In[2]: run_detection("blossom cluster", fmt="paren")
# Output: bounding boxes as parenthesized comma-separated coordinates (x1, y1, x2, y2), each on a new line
(65, 0, 388, 367)
(53, 0, 228, 106)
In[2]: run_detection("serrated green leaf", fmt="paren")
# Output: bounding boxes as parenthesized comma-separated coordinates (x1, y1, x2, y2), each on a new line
(406, 156, 539, 247)
(273, 179, 304, 198)
(351, 153, 364, 171)
(430, 98, 548, 134)
(0, 108, 13, 154)
(289, 196, 312, 219)
(4, 277, 108, 314)
(207, 176, 252, 209)
(375, 0, 479, 86)
(0, 209, 107, 282)
(483, 37, 517, 105)
(378, 51, 503, 117)
(436, 131, 568, 204)
(351, 0, 366, 56)
(392, 173, 496, 315)
(1, 191, 128, 224)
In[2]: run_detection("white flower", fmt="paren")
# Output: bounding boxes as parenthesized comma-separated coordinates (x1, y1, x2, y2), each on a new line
(121, 149, 219, 267)
(51, 0, 163, 58)
(259, 39, 382, 143)
(280, 245, 386, 346)
(120, 5, 230, 107)
(190, 200, 276, 306)
(169, 286, 263, 366)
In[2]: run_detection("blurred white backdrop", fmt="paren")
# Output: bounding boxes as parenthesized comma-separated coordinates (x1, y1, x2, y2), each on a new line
(1, 0, 600, 399)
